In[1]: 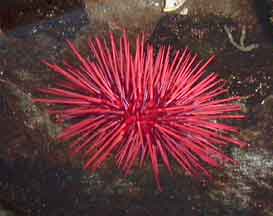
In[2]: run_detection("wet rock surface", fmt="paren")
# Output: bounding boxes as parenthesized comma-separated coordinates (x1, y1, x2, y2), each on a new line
(0, 0, 273, 215)
(184, 0, 259, 27)
(0, 0, 83, 31)
(84, 0, 164, 36)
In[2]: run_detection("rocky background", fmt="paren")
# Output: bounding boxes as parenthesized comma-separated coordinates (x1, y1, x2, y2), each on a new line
(0, 0, 272, 215)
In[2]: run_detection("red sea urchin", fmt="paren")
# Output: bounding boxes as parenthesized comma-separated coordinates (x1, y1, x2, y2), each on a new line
(33, 31, 247, 191)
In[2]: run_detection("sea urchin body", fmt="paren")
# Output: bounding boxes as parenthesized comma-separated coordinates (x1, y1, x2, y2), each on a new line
(34, 31, 247, 190)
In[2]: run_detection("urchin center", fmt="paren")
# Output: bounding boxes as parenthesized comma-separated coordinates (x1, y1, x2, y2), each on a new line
(124, 100, 159, 130)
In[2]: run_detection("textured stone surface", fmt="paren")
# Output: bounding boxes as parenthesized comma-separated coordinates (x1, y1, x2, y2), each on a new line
(84, 0, 163, 36)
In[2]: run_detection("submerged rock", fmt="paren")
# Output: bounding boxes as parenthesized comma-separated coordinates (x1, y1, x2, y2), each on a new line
(183, 0, 259, 29)
(83, 0, 164, 36)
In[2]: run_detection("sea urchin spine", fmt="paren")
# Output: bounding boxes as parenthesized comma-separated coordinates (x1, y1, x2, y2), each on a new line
(34, 31, 247, 191)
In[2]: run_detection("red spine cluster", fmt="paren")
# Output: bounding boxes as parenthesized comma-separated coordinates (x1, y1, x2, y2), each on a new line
(34, 31, 247, 191)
